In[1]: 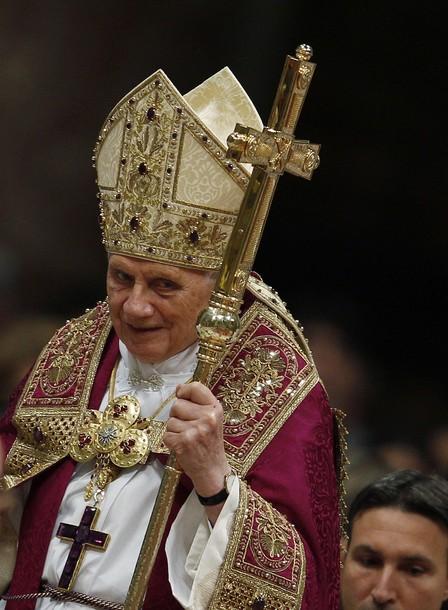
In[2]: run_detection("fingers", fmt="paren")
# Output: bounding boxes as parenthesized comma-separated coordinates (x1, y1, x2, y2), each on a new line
(163, 429, 197, 455)
(166, 403, 221, 440)
(170, 398, 222, 421)
(164, 382, 226, 478)
(171, 381, 223, 423)
(176, 381, 215, 405)
(164, 398, 223, 457)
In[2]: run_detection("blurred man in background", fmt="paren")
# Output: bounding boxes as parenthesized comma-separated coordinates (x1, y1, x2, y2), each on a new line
(341, 470, 448, 610)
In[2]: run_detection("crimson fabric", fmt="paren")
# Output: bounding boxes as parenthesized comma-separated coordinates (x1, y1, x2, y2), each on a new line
(1, 322, 340, 609)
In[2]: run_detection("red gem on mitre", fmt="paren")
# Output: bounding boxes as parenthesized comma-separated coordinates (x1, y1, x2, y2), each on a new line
(189, 230, 199, 244)
(130, 216, 140, 232)
(146, 106, 156, 121)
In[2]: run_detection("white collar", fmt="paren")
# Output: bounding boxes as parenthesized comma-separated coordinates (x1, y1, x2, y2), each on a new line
(118, 340, 198, 390)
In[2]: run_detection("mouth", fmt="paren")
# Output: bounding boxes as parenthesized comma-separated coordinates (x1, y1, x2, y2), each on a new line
(125, 323, 164, 334)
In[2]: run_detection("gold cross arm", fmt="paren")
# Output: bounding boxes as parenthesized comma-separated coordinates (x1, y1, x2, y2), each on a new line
(227, 43, 320, 180)
(227, 124, 320, 179)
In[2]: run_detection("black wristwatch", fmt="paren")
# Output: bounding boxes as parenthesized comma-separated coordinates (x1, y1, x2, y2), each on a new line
(196, 471, 233, 506)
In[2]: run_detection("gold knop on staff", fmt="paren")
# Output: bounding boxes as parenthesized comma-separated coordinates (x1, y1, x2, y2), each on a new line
(124, 43, 320, 610)
(194, 44, 320, 383)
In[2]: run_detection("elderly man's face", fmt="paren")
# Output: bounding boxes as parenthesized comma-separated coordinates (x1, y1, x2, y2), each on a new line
(341, 507, 448, 610)
(107, 255, 215, 363)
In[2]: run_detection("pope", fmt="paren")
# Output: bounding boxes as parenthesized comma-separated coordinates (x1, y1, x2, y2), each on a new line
(0, 66, 344, 609)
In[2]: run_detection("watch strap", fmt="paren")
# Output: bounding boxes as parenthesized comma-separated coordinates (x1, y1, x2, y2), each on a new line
(196, 470, 235, 506)
(196, 487, 229, 506)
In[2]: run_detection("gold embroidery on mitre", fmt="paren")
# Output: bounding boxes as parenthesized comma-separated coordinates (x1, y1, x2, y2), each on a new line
(94, 68, 263, 270)
(212, 300, 319, 477)
(0, 303, 112, 490)
(208, 480, 306, 610)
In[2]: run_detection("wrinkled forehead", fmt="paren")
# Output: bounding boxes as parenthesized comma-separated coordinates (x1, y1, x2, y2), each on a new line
(107, 253, 217, 282)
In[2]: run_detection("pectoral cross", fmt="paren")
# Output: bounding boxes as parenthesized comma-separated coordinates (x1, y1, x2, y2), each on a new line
(56, 506, 110, 590)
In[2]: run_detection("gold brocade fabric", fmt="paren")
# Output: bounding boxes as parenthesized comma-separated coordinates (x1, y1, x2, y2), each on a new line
(1, 303, 111, 490)
(95, 68, 263, 270)
(208, 480, 306, 610)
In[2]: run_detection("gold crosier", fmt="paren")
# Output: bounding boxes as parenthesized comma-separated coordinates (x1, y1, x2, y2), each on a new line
(124, 44, 320, 609)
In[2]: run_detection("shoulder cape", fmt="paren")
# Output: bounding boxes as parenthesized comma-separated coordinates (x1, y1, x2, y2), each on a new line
(1, 277, 318, 487)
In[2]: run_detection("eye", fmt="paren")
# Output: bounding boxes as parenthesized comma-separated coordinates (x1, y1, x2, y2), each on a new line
(404, 565, 426, 577)
(353, 552, 382, 570)
(153, 278, 178, 293)
(359, 556, 381, 568)
(113, 269, 132, 283)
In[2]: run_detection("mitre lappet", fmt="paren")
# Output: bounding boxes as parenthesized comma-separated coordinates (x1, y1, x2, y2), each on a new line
(94, 67, 263, 269)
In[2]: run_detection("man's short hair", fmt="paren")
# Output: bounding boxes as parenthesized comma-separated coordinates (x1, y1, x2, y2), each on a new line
(347, 469, 448, 540)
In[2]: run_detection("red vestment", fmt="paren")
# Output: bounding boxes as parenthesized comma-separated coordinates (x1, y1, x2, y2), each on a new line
(1, 279, 343, 609)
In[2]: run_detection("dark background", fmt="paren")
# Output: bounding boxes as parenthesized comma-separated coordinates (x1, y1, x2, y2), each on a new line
(1, 1, 446, 481)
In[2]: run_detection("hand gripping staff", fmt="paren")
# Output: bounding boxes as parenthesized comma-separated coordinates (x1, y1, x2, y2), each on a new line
(124, 44, 321, 609)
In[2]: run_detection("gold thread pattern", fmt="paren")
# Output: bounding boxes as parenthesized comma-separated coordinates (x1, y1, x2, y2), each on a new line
(246, 276, 314, 364)
(96, 70, 250, 270)
(218, 348, 286, 424)
(1, 278, 321, 490)
(208, 480, 306, 609)
(211, 300, 319, 477)
(332, 407, 349, 540)
(1, 303, 112, 490)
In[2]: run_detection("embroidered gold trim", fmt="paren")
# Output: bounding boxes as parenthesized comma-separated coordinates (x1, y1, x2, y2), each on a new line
(247, 275, 314, 364)
(96, 70, 250, 271)
(1, 281, 321, 493)
(332, 407, 349, 539)
(212, 301, 319, 477)
(208, 480, 306, 609)
(1, 303, 112, 490)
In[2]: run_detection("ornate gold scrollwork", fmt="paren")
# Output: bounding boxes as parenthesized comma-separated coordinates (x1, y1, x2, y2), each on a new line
(227, 124, 320, 179)
(218, 346, 286, 425)
(69, 395, 164, 469)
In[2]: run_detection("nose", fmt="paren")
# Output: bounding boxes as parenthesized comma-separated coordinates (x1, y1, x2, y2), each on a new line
(371, 567, 397, 606)
(122, 284, 155, 319)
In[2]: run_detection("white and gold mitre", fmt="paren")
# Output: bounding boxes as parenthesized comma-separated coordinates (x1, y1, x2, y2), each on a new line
(94, 67, 263, 270)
